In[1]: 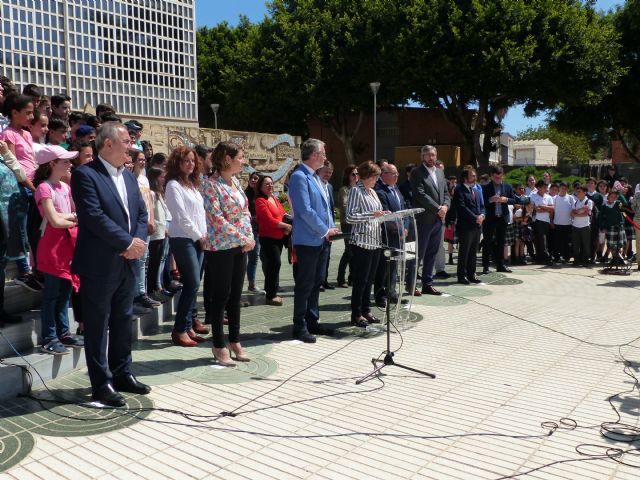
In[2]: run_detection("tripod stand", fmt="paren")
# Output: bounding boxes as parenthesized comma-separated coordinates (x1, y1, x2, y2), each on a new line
(356, 247, 435, 384)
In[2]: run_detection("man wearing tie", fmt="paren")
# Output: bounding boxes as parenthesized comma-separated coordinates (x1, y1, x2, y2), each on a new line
(454, 168, 485, 284)
(317, 160, 336, 291)
(410, 145, 450, 295)
(374, 163, 407, 304)
(288, 139, 340, 343)
(481, 165, 516, 274)
(71, 122, 151, 407)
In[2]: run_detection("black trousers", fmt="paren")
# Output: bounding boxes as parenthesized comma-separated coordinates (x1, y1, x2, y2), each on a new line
(204, 247, 247, 348)
(81, 270, 135, 392)
(147, 238, 165, 293)
(572, 226, 591, 263)
(533, 220, 551, 261)
(457, 227, 480, 279)
(259, 237, 283, 299)
(482, 218, 507, 267)
(337, 240, 352, 284)
(553, 225, 572, 260)
(350, 245, 381, 320)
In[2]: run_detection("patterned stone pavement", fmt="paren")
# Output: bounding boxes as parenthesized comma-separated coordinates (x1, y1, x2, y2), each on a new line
(1, 242, 640, 479)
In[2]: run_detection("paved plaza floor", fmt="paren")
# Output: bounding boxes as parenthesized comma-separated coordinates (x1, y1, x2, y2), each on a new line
(1, 243, 640, 479)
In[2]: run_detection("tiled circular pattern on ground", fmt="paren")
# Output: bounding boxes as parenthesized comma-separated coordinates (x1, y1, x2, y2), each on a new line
(487, 277, 524, 286)
(195, 355, 279, 384)
(507, 269, 544, 275)
(25, 393, 154, 437)
(443, 285, 492, 297)
(0, 429, 35, 472)
(416, 294, 469, 306)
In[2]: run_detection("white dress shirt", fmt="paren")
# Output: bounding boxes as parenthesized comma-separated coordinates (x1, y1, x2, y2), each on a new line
(99, 156, 130, 232)
(165, 179, 206, 241)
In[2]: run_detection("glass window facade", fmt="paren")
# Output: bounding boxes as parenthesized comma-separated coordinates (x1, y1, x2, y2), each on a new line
(1, 0, 197, 122)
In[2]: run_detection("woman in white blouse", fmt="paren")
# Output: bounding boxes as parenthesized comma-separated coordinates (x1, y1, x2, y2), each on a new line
(164, 146, 210, 347)
(346, 161, 388, 328)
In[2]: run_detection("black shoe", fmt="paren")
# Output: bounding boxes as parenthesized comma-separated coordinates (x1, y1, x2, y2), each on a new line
(14, 273, 43, 292)
(294, 332, 316, 343)
(468, 276, 482, 284)
(92, 384, 126, 407)
(112, 374, 151, 395)
(135, 295, 160, 309)
(322, 282, 335, 290)
(350, 317, 369, 328)
(433, 271, 450, 279)
(363, 313, 381, 324)
(457, 277, 470, 285)
(496, 266, 512, 273)
(165, 281, 183, 293)
(375, 297, 387, 308)
(421, 285, 443, 296)
(308, 325, 334, 336)
(0, 311, 22, 324)
(319, 286, 325, 292)
(481, 267, 490, 275)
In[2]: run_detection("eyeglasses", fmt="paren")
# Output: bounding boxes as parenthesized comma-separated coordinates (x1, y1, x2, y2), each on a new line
(350, 172, 359, 177)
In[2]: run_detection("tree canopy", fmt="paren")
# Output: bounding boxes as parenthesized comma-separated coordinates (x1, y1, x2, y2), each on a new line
(515, 125, 592, 164)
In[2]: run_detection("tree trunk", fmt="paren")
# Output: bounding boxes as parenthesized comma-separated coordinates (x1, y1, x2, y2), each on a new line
(328, 110, 364, 166)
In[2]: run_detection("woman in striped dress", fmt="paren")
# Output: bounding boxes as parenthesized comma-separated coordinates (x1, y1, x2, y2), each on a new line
(346, 161, 388, 328)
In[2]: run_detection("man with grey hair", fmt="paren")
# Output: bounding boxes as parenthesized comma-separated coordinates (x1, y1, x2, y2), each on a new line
(410, 145, 450, 295)
(71, 121, 151, 407)
(288, 138, 340, 343)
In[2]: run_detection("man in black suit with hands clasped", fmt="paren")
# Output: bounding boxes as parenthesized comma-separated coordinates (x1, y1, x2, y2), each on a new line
(481, 165, 516, 274)
(71, 122, 151, 407)
(454, 168, 485, 284)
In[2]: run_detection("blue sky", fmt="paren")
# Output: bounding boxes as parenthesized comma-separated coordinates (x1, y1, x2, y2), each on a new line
(195, 0, 624, 136)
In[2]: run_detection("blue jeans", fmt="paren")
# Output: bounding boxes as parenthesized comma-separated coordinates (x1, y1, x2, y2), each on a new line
(134, 236, 150, 296)
(40, 273, 72, 344)
(246, 233, 260, 283)
(170, 237, 203, 332)
(292, 242, 329, 335)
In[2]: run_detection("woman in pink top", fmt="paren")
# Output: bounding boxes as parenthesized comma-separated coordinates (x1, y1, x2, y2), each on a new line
(0, 93, 41, 291)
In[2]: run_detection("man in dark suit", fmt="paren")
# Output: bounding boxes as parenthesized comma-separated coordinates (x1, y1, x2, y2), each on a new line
(317, 160, 336, 291)
(410, 145, 450, 295)
(71, 121, 151, 407)
(481, 165, 516, 274)
(374, 163, 407, 304)
(454, 168, 485, 284)
(288, 139, 340, 343)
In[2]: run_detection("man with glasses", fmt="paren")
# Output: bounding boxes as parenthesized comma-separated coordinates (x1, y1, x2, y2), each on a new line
(410, 145, 450, 295)
(374, 163, 408, 305)
(481, 165, 516, 274)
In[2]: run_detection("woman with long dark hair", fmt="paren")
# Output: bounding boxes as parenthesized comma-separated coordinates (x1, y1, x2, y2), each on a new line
(165, 146, 209, 347)
(245, 171, 261, 291)
(202, 141, 254, 366)
(147, 167, 173, 302)
(255, 175, 291, 306)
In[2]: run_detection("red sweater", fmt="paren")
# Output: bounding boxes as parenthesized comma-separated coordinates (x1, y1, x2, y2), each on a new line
(255, 196, 286, 239)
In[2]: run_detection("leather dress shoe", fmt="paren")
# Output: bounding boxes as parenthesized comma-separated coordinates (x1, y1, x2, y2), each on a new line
(433, 271, 450, 279)
(496, 266, 512, 273)
(322, 282, 335, 290)
(421, 285, 443, 296)
(407, 288, 422, 297)
(192, 319, 210, 335)
(457, 277, 470, 285)
(375, 297, 387, 308)
(308, 325, 334, 336)
(363, 313, 381, 324)
(113, 374, 151, 395)
(293, 332, 317, 343)
(171, 331, 197, 347)
(187, 330, 207, 343)
(481, 267, 491, 275)
(468, 276, 482, 284)
(92, 384, 126, 407)
(350, 317, 369, 328)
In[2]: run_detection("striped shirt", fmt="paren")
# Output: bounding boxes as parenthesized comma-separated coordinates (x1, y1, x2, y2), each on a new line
(346, 182, 383, 249)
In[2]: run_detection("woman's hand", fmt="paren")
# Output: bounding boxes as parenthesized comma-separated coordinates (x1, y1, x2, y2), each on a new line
(242, 238, 256, 252)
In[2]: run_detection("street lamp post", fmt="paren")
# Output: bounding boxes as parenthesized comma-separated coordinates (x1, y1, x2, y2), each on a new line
(369, 82, 380, 162)
(210, 103, 219, 129)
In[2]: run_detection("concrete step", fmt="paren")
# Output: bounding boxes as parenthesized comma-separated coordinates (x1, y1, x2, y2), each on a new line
(0, 295, 178, 402)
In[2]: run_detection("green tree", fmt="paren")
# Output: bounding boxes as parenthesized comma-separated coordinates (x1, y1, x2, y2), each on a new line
(553, 0, 640, 162)
(397, 0, 623, 167)
(516, 125, 592, 164)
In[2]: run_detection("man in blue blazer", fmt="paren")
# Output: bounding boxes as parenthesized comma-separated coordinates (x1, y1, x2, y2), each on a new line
(454, 168, 485, 284)
(288, 139, 340, 343)
(71, 122, 151, 407)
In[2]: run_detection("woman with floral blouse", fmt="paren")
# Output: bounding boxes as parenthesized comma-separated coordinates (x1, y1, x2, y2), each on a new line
(202, 141, 255, 366)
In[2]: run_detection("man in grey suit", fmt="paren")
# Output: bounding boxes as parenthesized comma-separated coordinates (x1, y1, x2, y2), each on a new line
(410, 145, 450, 295)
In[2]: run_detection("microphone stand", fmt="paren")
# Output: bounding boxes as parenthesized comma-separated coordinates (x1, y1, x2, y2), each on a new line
(355, 246, 436, 384)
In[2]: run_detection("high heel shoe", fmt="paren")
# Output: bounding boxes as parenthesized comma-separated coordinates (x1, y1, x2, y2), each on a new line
(187, 329, 207, 343)
(228, 342, 250, 362)
(171, 331, 197, 347)
(213, 347, 236, 367)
